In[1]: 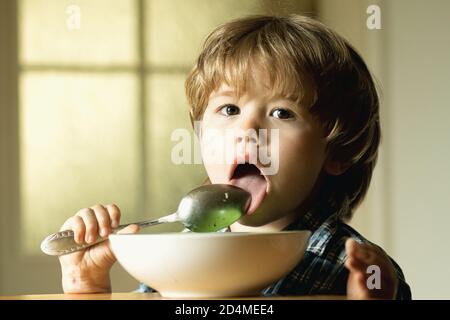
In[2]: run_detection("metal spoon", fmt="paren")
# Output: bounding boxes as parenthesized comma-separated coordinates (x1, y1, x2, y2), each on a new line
(40, 184, 251, 256)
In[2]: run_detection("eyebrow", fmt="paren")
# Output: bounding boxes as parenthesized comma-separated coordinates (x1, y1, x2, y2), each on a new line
(209, 90, 301, 108)
(209, 90, 236, 99)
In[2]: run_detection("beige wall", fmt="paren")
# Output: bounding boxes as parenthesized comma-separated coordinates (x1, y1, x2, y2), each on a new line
(386, 0, 450, 299)
(318, 0, 450, 299)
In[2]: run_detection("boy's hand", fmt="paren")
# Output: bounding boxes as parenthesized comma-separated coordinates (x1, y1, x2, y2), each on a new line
(58, 204, 139, 293)
(345, 238, 398, 300)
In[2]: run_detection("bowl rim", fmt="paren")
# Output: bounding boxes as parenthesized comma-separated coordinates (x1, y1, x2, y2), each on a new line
(109, 230, 311, 239)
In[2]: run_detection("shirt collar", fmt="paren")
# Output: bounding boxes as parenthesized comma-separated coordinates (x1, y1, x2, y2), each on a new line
(282, 202, 344, 256)
(220, 201, 346, 251)
(283, 202, 338, 232)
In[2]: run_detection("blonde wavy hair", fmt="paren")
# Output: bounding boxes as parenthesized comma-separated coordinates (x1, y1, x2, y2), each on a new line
(184, 14, 381, 221)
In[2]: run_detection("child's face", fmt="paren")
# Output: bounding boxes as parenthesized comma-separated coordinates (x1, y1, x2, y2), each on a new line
(199, 68, 329, 229)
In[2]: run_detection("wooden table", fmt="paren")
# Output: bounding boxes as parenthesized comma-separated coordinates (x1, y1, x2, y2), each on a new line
(0, 292, 346, 300)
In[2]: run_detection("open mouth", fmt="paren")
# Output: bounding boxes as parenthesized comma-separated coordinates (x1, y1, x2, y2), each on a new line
(229, 163, 268, 215)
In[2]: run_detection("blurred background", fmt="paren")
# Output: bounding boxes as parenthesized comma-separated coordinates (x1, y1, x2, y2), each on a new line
(0, 0, 449, 299)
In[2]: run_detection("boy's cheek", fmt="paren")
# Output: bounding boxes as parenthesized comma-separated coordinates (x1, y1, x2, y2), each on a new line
(270, 156, 323, 202)
(203, 163, 228, 184)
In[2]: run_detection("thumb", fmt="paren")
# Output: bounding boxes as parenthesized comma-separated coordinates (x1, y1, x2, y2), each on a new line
(116, 224, 140, 235)
(104, 224, 140, 265)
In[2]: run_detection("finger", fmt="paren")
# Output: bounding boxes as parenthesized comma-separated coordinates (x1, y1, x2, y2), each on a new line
(347, 272, 369, 300)
(105, 203, 121, 229)
(345, 238, 355, 254)
(362, 245, 390, 269)
(347, 239, 374, 263)
(345, 238, 363, 258)
(117, 224, 140, 235)
(91, 204, 111, 238)
(345, 256, 368, 272)
(347, 255, 394, 287)
(355, 245, 371, 262)
(353, 271, 366, 286)
(76, 208, 98, 244)
(62, 216, 86, 244)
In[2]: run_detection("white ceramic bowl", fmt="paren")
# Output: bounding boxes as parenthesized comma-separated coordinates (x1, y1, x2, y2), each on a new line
(109, 231, 311, 298)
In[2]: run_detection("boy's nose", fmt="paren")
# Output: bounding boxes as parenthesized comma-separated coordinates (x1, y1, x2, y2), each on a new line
(234, 132, 259, 164)
(236, 134, 258, 145)
(235, 127, 260, 153)
(234, 113, 263, 147)
(237, 111, 263, 131)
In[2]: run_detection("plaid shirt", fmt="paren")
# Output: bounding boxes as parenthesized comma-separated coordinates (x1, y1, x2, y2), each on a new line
(136, 203, 412, 299)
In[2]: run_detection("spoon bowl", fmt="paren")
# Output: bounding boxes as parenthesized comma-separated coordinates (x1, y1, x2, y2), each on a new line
(177, 184, 251, 232)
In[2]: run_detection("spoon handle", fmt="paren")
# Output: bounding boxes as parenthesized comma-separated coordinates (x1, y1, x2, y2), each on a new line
(40, 212, 179, 256)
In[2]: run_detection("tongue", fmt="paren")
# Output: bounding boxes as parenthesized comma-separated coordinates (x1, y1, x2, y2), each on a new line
(230, 165, 267, 215)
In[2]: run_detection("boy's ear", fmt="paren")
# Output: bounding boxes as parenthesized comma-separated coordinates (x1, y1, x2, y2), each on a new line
(324, 159, 350, 176)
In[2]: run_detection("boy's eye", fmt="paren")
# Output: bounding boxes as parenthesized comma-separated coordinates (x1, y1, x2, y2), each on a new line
(270, 108, 295, 120)
(219, 104, 240, 116)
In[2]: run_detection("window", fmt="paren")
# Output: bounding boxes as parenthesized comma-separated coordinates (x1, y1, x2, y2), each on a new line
(18, 0, 312, 255)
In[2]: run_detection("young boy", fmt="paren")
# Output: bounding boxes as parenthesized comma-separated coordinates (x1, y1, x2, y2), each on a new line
(58, 14, 411, 299)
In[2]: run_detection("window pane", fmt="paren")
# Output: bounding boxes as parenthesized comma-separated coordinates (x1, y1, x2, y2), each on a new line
(19, 0, 137, 66)
(20, 72, 140, 255)
(146, 0, 266, 67)
(146, 73, 206, 232)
